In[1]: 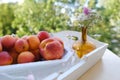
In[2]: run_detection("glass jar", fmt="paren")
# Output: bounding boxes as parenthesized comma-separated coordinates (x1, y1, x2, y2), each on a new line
(72, 27, 96, 58)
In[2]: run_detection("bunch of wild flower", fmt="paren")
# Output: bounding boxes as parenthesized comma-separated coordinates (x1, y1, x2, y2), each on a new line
(70, 7, 101, 27)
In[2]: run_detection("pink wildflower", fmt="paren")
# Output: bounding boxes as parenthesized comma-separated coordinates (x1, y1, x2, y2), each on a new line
(83, 7, 90, 15)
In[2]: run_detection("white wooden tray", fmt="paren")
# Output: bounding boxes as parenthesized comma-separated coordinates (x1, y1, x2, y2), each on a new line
(0, 31, 108, 80)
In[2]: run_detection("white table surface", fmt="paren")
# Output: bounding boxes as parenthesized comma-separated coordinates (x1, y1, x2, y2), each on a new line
(78, 49, 120, 80)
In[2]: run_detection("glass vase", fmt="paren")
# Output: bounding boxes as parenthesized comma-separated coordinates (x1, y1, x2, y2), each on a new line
(72, 27, 96, 58)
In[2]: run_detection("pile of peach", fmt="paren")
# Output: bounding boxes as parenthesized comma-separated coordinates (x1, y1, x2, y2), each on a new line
(0, 31, 64, 66)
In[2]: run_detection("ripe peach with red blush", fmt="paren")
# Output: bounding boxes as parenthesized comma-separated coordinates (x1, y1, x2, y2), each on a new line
(37, 31, 50, 42)
(0, 51, 13, 66)
(0, 39, 2, 52)
(39, 38, 64, 60)
(9, 50, 19, 64)
(30, 49, 41, 61)
(15, 38, 29, 53)
(52, 37, 64, 47)
(1, 35, 16, 50)
(21, 35, 28, 40)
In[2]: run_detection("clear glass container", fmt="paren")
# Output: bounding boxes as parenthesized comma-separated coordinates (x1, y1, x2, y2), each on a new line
(72, 27, 96, 58)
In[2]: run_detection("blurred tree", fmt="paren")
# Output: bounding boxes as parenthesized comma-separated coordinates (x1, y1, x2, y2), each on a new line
(88, 0, 120, 56)
(0, 3, 15, 36)
(12, 0, 69, 37)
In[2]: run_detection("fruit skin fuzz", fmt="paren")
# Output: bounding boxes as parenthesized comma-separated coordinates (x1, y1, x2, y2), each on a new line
(0, 51, 13, 66)
(39, 37, 64, 60)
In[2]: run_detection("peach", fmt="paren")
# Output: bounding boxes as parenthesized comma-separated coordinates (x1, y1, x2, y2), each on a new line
(37, 31, 50, 42)
(11, 34, 19, 41)
(9, 50, 19, 64)
(52, 37, 64, 47)
(27, 35, 40, 50)
(30, 49, 41, 61)
(39, 38, 64, 60)
(1, 35, 16, 50)
(0, 51, 13, 66)
(0, 40, 2, 52)
(17, 51, 35, 63)
(40, 38, 55, 48)
(15, 38, 29, 53)
(21, 35, 28, 40)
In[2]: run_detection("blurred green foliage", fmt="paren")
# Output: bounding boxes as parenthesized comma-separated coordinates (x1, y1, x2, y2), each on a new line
(0, 3, 15, 36)
(0, 0, 119, 56)
(89, 0, 120, 56)
(12, 0, 69, 36)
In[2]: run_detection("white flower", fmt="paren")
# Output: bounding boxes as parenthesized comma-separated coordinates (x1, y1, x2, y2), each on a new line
(70, 7, 101, 27)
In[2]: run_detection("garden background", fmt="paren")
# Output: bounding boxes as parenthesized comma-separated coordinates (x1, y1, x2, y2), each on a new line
(0, 0, 120, 56)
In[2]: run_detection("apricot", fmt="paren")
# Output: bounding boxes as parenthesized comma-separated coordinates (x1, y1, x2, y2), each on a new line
(15, 38, 29, 53)
(27, 35, 40, 50)
(1, 35, 16, 50)
(39, 38, 64, 60)
(17, 51, 35, 63)
(37, 31, 50, 42)
(0, 51, 13, 66)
